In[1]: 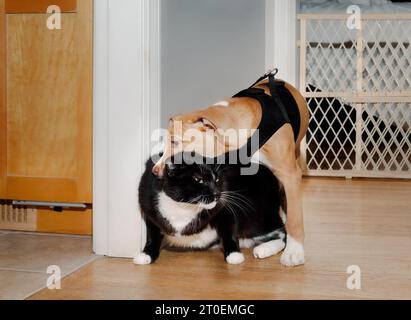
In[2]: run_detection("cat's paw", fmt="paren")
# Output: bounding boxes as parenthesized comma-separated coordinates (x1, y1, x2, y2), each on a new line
(133, 252, 152, 265)
(253, 239, 285, 259)
(226, 252, 245, 265)
(280, 236, 305, 267)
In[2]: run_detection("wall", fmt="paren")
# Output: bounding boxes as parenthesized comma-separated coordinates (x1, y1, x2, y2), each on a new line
(161, 0, 266, 125)
(93, 0, 160, 257)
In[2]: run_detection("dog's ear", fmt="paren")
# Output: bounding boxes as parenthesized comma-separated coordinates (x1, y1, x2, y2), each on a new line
(193, 118, 217, 132)
(201, 118, 217, 130)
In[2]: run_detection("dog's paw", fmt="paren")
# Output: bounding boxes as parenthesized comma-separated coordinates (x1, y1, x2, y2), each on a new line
(253, 239, 285, 259)
(226, 252, 245, 265)
(133, 252, 152, 265)
(280, 236, 305, 267)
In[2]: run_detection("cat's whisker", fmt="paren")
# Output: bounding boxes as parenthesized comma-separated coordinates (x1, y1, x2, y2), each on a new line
(220, 193, 254, 217)
(231, 195, 254, 212)
(221, 191, 254, 212)
(221, 191, 254, 209)
(220, 197, 239, 220)
(220, 195, 243, 218)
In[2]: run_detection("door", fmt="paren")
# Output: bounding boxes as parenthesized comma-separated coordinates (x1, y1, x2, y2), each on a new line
(0, 0, 93, 234)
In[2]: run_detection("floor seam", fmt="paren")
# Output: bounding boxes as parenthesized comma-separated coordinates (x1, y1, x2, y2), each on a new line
(24, 255, 102, 300)
(0, 268, 46, 274)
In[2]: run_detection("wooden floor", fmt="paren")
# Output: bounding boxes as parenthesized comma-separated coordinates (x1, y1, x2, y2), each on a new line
(29, 178, 411, 300)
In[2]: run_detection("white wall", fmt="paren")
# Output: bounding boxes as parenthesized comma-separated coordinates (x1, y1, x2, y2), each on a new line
(93, 0, 160, 258)
(266, 0, 298, 86)
(161, 0, 266, 125)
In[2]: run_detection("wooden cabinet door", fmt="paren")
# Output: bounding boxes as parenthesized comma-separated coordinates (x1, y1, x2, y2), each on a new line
(0, 0, 93, 204)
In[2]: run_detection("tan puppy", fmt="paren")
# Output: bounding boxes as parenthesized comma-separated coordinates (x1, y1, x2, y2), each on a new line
(153, 79, 309, 266)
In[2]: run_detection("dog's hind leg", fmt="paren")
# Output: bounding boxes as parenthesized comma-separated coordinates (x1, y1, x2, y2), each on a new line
(276, 161, 305, 267)
(263, 126, 305, 267)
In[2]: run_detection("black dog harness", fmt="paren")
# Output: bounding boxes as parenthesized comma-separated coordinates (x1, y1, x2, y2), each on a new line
(232, 69, 301, 158)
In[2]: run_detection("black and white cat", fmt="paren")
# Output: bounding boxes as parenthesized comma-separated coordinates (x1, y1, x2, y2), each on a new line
(134, 154, 287, 265)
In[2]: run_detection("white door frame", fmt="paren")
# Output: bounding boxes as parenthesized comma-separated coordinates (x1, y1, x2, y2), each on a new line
(93, 0, 160, 257)
(92, 0, 298, 258)
(265, 0, 298, 86)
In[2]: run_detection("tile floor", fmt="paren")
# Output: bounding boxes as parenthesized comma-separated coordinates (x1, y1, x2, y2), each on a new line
(0, 231, 96, 300)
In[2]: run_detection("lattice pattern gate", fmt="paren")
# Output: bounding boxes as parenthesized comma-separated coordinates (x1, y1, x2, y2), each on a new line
(299, 14, 411, 179)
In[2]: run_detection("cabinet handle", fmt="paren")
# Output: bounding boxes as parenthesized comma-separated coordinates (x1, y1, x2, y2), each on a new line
(12, 200, 87, 210)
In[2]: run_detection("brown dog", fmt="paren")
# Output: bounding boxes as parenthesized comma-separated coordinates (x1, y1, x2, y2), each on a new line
(152, 78, 309, 266)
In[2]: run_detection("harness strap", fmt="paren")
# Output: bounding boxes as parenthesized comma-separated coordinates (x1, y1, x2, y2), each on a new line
(249, 68, 279, 88)
(228, 70, 300, 164)
(268, 73, 291, 124)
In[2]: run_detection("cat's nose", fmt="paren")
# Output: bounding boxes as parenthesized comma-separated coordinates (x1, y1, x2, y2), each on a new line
(213, 192, 220, 200)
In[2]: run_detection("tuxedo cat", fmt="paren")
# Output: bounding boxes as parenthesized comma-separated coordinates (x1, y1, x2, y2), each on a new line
(135, 154, 286, 265)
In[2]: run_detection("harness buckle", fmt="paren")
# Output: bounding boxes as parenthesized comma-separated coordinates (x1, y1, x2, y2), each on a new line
(265, 68, 279, 78)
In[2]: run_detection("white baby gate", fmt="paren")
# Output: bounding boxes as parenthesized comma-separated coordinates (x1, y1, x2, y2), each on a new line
(298, 13, 411, 179)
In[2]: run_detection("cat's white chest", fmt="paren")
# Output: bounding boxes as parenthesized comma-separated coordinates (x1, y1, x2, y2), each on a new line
(157, 192, 202, 233)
